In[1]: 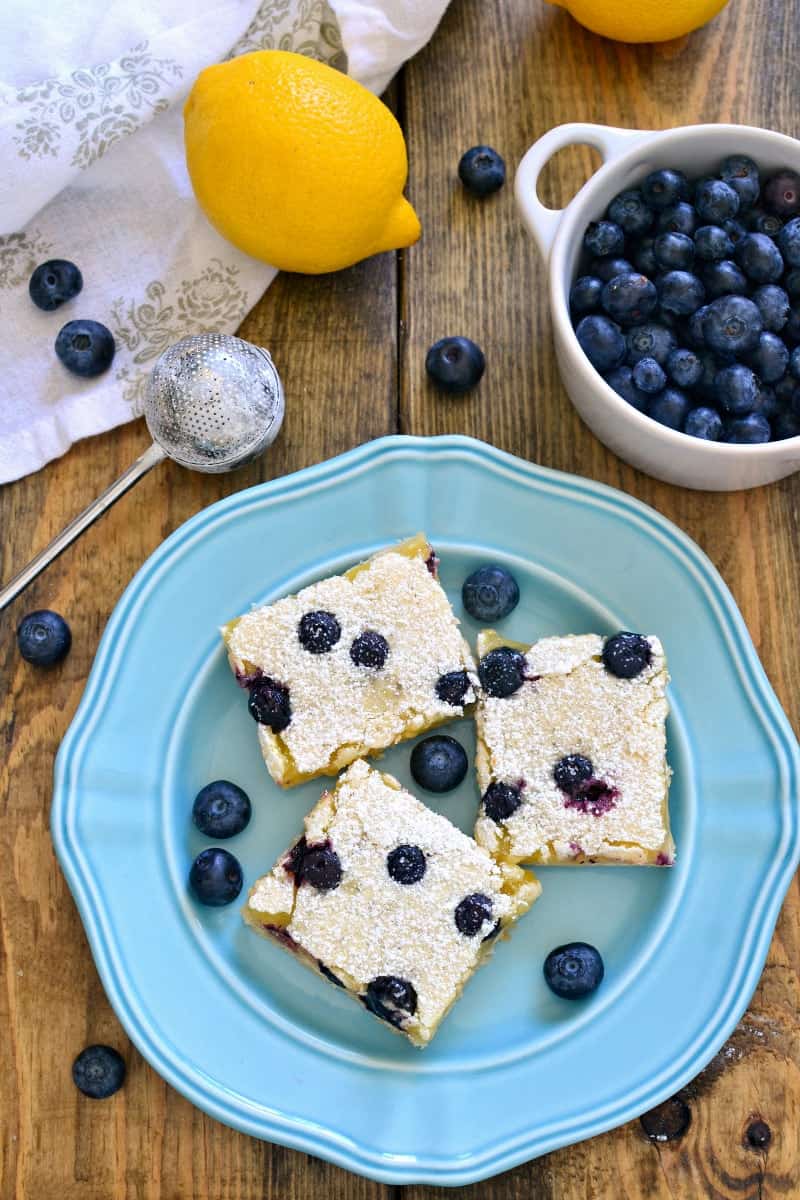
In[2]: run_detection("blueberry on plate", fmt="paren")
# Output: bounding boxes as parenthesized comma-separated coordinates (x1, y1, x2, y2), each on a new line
(575, 314, 625, 371)
(734, 232, 784, 283)
(701, 259, 748, 298)
(748, 331, 789, 383)
(693, 225, 734, 262)
(462, 563, 520, 621)
(72, 1045, 126, 1099)
(569, 275, 603, 316)
(583, 220, 625, 258)
(604, 365, 648, 411)
(607, 189, 654, 236)
(695, 178, 740, 224)
(55, 319, 115, 378)
(725, 412, 771, 443)
(458, 145, 505, 195)
(29, 259, 83, 311)
(648, 386, 690, 430)
(17, 609, 71, 666)
(666, 347, 703, 388)
(543, 942, 604, 999)
(410, 734, 468, 793)
(192, 780, 251, 839)
(656, 271, 705, 317)
(777, 217, 800, 267)
(653, 231, 695, 272)
(684, 406, 723, 440)
(478, 646, 526, 697)
(752, 284, 790, 332)
(590, 256, 634, 283)
(189, 847, 243, 906)
(625, 322, 677, 365)
(632, 356, 666, 395)
(602, 631, 651, 678)
(702, 295, 763, 356)
(720, 154, 760, 207)
(715, 364, 760, 414)
(763, 169, 800, 217)
(642, 168, 688, 210)
(425, 336, 485, 394)
(601, 273, 658, 325)
(656, 201, 696, 237)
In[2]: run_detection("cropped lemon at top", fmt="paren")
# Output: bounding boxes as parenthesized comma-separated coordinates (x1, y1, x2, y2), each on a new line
(243, 759, 541, 1047)
(222, 534, 478, 787)
(473, 630, 674, 866)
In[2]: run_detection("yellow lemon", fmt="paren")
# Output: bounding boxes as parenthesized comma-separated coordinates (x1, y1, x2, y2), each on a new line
(546, 0, 729, 42)
(184, 50, 420, 274)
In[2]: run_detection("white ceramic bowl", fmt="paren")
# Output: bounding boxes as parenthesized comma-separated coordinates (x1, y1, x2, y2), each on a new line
(516, 122, 800, 490)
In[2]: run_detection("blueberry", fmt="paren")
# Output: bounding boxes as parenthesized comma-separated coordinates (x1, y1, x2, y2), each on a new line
(583, 220, 625, 258)
(632, 356, 666, 394)
(753, 284, 790, 332)
(715, 364, 759, 414)
(653, 232, 695, 272)
(575, 314, 626, 372)
(435, 670, 471, 706)
(602, 631, 651, 678)
(792, 347, 800, 380)
(543, 942, 604, 999)
(410, 734, 468, 792)
(607, 189, 654, 236)
(695, 178, 740, 224)
(189, 847, 243, 906)
(625, 322, 677, 366)
(387, 844, 426, 885)
(54, 319, 115, 377)
(462, 564, 520, 621)
(748, 331, 789, 383)
(776, 373, 798, 405)
(772, 407, 800, 439)
(694, 350, 721, 399)
(350, 630, 389, 669)
(570, 276, 603, 316)
(657, 201, 696, 236)
(631, 237, 657, 276)
(482, 781, 523, 822)
(720, 155, 760, 207)
(777, 217, 800, 267)
(685, 306, 710, 349)
(72, 1045, 126, 1099)
(425, 336, 485, 394)
(657, 271, 706, 317)
(364, 976, 417, 1027)
(725, 412, 771, 443)
(722, 217, 748, 245)
(553, 754, 593, 793)
(604, 365, 648, 411)
(703, 295, 763, 355)
(298, 610, 341, 654)
(666, 347, 703, 388)
(642, 168, 688, 210)
(478, 646, 526, 697)
(648, 386, 690, 429)
(684, 406, 723, 440)
(248, 678, 292, 731)
(693, 225, 734, 262)
(16, 609, 71, 666)
(753, 384, 779, 420)
(702, 259, 748, 298)
(786, 306, 800, 342)
(747, 209, 784, 238)
(29, 259, 83, 311)
(288, 838, 343, 890)
(458, 145, 506, 195)
(734, 232, 784, 283)
(785, 269, 800, 298)
(763, 169, 800, 217)
(590, 256, 634, 283)
(192, 780, 251, 839)
(454, 893, 494, 937)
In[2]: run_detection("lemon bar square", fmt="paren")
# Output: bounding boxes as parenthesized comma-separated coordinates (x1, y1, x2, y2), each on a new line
(473, 631, 674, 866)
(243, 759, 541, 1047)
(223, 534, 478, 787)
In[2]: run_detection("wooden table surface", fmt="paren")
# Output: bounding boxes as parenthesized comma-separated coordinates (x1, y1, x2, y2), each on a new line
(2, 0, 800, 1196)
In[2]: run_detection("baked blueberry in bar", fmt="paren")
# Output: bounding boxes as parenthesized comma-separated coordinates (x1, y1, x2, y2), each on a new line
(473, 630, 674, 866)
(223, 534, 478, 787)
(243, 759, 541, 1046)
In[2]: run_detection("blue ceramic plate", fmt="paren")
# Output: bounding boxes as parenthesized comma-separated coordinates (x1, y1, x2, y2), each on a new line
(53, 436, 800, 1185)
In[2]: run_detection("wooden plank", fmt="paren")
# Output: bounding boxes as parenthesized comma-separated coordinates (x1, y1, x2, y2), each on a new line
(399, 0, 800, 1196)
(0, 252, 397, 1199)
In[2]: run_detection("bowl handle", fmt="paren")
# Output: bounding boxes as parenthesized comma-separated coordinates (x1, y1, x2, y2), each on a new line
(515, 123, 652, 260)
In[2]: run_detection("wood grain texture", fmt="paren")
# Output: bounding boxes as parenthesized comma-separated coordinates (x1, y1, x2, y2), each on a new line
(1, 0, 799, 1196)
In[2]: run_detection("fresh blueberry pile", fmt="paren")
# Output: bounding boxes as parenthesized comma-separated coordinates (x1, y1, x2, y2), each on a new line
(570, 157, 800, 443)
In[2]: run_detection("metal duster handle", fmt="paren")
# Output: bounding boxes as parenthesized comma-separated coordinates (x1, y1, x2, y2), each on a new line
(0, 441, 166, 613)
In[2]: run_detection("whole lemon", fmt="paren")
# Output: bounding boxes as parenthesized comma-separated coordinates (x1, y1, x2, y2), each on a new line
(546, 0, 729, 42)
(184, 51, 420, 274)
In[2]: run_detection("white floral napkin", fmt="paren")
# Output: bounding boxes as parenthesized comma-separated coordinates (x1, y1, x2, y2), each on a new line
(0, 0, 448, 484)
